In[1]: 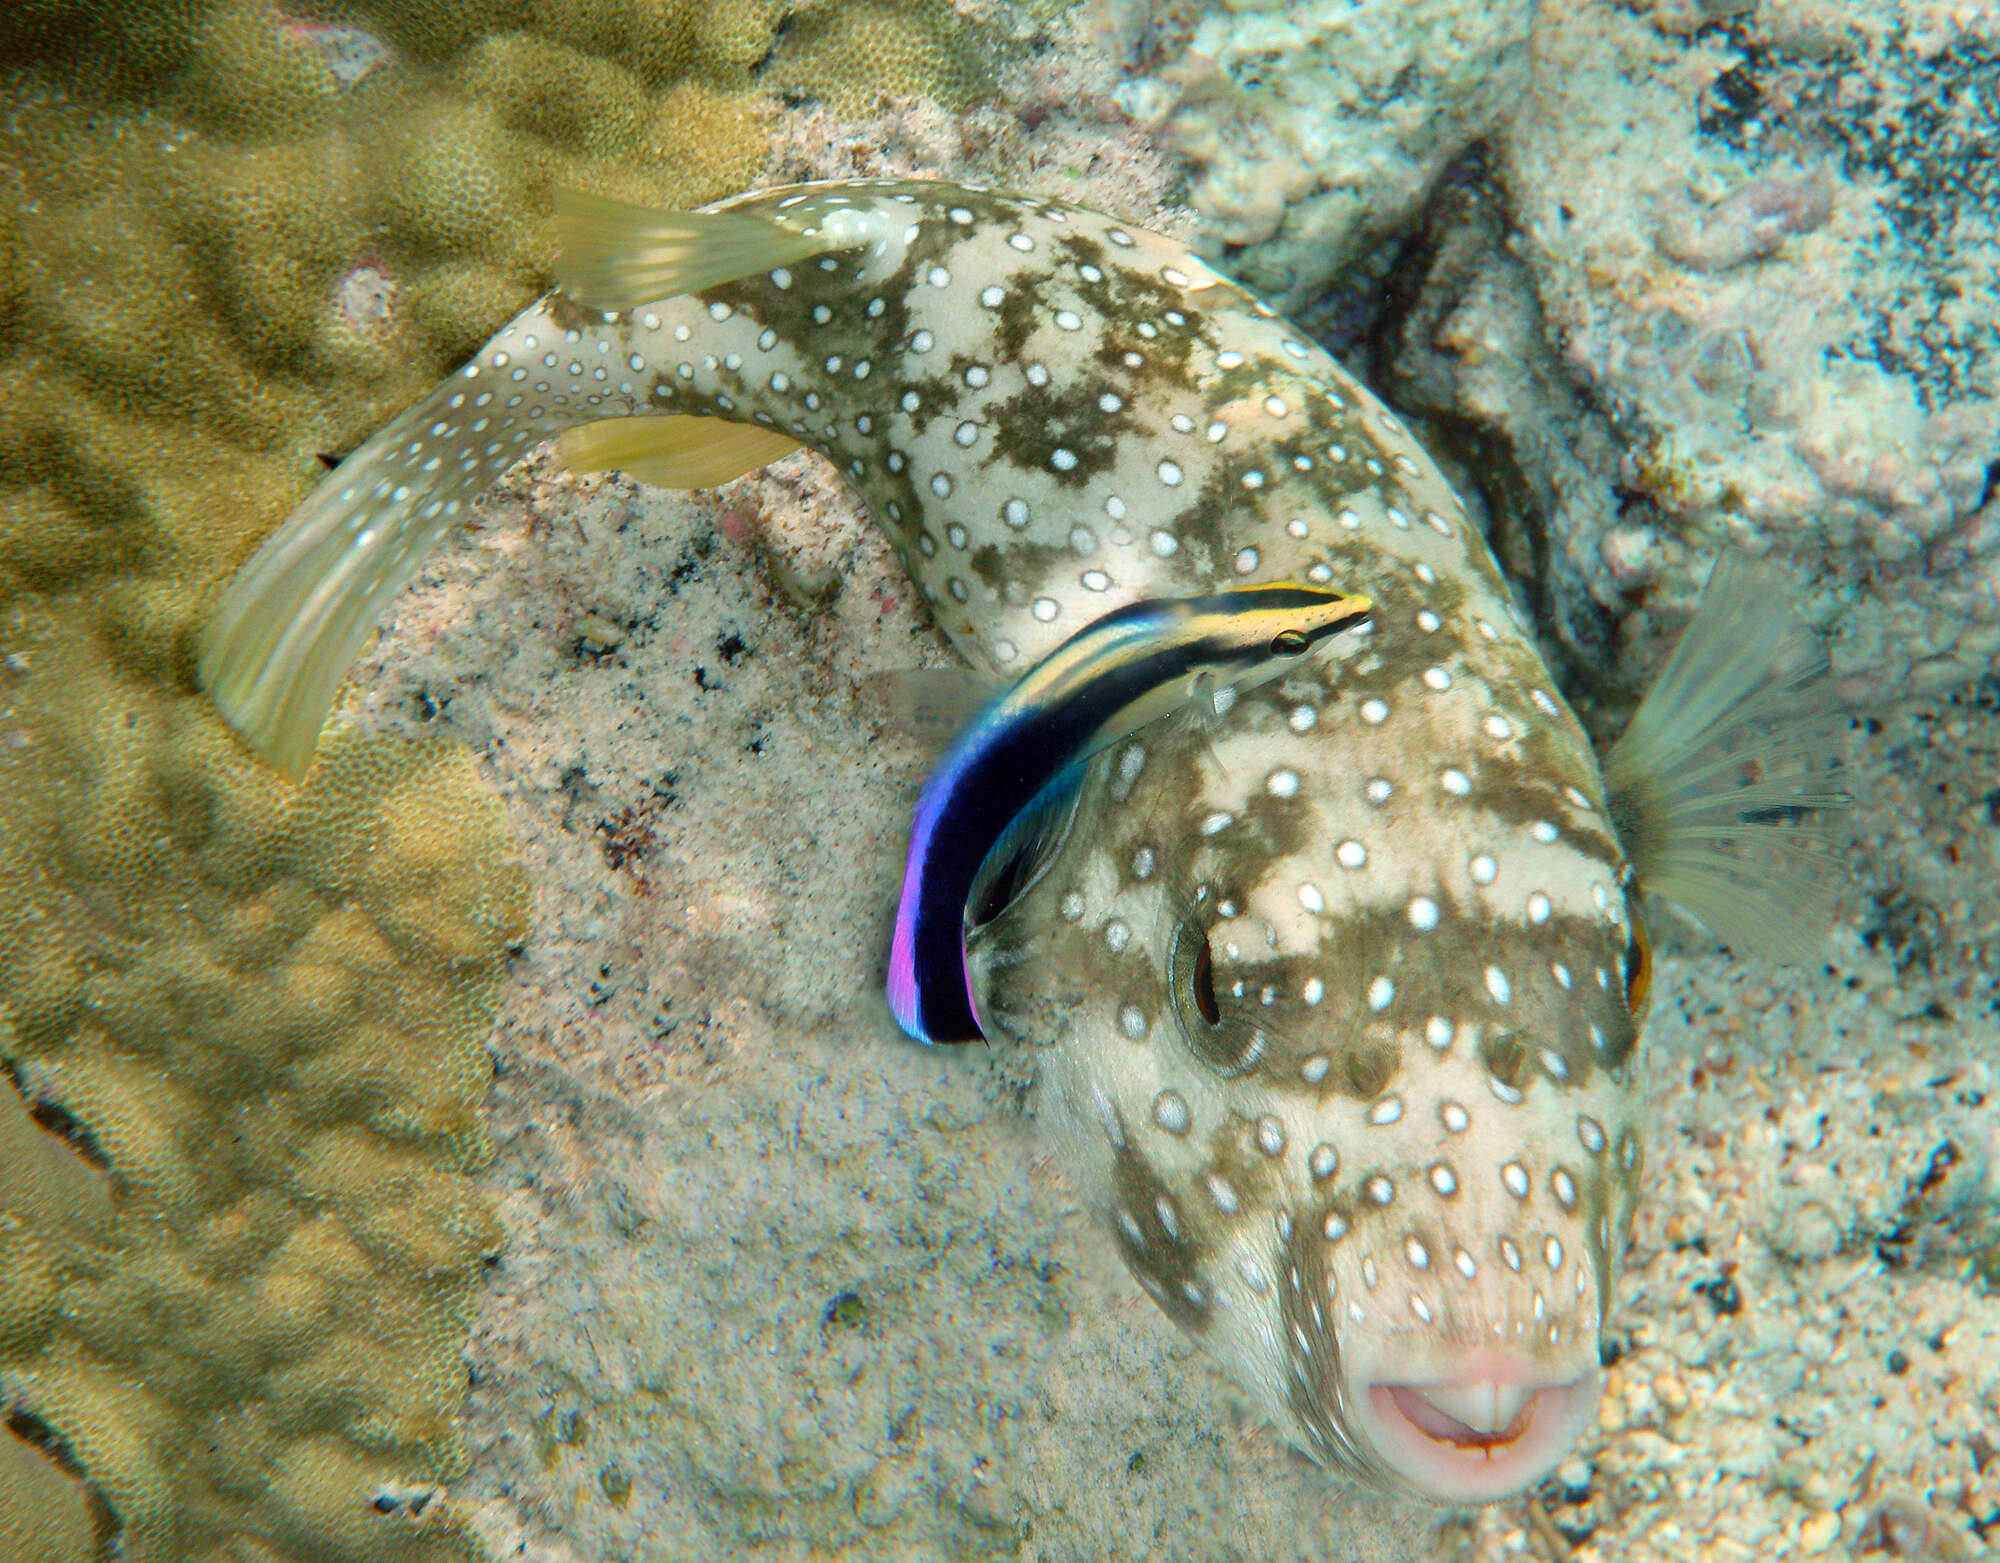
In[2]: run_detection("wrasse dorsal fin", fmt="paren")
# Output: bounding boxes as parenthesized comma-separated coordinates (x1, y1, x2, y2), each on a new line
(862, 667, 1006, 752)
(1605, 554, 1853, 961)
(559, 415, 803, 489)
(553, 189, 861, 311)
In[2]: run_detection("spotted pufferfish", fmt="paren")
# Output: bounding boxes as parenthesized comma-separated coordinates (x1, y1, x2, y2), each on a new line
(200, 179, 1846, 1503)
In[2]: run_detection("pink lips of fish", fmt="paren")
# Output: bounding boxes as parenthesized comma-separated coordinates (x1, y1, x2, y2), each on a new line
(1356, 1352, 1602, 1504)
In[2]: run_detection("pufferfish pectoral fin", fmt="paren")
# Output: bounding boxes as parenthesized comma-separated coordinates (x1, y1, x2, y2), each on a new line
(553, 189, 861, 311)
(1605, 553, 1854, 960)
(559, 416, 804, 490)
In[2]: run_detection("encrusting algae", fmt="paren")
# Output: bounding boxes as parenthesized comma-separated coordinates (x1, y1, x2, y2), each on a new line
(197, 176, 1851, 1504)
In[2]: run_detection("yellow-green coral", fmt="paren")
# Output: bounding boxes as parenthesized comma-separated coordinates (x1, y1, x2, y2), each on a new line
(768, 0, 991, 114)
(0, 3, 1001, 1554)
(0, 611, 527, 1563)
(0, 1434, 100, 1563)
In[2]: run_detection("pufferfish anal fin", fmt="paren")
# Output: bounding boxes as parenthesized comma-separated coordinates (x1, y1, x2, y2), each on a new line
(560, 416, 804, 490)
(554, 188, 866, 311)
(1604, 554, 1853, 961)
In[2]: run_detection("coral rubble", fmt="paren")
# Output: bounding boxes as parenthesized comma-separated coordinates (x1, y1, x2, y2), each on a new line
(1111, 0, 1534, 314)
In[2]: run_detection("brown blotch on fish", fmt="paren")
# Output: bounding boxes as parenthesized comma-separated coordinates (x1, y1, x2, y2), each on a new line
(988, 379, 1122, 487)
(1109, 1139, 1215, 1335)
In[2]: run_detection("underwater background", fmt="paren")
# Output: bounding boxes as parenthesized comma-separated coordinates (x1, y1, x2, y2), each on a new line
(1, 0, 1997, 1559)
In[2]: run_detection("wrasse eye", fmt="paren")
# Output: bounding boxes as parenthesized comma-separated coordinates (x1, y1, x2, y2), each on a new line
(1623, 915, 1653, 1021)
(1269, 628, 1311, 657)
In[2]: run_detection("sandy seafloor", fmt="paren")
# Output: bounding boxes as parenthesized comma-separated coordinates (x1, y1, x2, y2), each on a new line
(333, 442, 2000, 1563)
(309, 15, 2000, 1563)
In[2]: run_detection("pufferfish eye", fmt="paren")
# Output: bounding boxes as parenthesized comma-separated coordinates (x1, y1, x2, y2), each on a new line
(1623, 913, 1653, 1022)
(1188, 930, 1221, 1027)
(1167, 898, 1274, 1078)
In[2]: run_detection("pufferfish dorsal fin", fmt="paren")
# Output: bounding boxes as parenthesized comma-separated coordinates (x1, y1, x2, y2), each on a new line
(554, 188, 864, 311)
(559, 415, 803, 490)
(1604, 553, 1853, 961)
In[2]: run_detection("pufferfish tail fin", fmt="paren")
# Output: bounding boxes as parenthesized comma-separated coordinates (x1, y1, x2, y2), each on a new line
(1604, 554, 1853, 961)
(201, 191, 867, 781)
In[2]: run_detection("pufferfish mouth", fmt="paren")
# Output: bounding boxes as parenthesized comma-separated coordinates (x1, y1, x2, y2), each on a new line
(1353, 1354, 1601, 1505)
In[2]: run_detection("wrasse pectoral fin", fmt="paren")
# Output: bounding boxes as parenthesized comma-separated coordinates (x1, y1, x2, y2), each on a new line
(965, 766, 1083, 934)
(560, 415, 804, 490)
(1605, 553, 1853, 960)
(553, 189, 858, 311)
